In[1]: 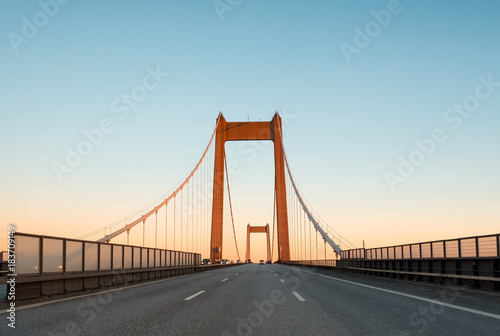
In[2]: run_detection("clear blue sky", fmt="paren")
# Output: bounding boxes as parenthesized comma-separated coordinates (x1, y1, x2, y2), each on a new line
(1, 0, 499, 258)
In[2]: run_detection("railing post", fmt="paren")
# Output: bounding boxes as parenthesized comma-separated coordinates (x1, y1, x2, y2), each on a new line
(475, 237, 479, 258)
(97, 243, 101, 272)
(39, 237, 44, 275)
(82, 241, 85, 273)
(63, 238, 67, 274)
(497, 234, 500, 257)
(458, 239, 462, 258)
(110, 244, 114, 271)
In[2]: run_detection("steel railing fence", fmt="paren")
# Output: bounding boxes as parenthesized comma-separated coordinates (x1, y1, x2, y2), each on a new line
(14, 232, 201, 276)
(341, 233, 500, 260)
(285, 260, 337, 267)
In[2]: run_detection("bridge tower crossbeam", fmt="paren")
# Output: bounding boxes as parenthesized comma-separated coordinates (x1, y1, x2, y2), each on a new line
(210, 113, 290, 262)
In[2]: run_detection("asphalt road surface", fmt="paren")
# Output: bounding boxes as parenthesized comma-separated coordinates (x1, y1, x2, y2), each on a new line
(2, 263, 500, 335)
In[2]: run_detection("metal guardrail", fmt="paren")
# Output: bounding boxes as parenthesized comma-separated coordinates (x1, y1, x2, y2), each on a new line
(340, 233, 500, 260)
(284, 260, 337, 267)
(11, 232, 201, 276)
(2, 232, 209, 300)
(280, 235, 500, 290)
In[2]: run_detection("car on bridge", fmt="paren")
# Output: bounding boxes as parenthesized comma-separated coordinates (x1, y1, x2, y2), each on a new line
(259, 260, 265, 265)
(202, 258, 211, 265)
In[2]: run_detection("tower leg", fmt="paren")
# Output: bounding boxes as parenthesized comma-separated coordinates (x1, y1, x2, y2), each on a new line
(210, 115, 227, 262)
(272, 114, 290, 261)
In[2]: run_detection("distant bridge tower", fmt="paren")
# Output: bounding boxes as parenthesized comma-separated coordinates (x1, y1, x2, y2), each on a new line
(210, 113, 290, 262)
(245, 224, 271, 262)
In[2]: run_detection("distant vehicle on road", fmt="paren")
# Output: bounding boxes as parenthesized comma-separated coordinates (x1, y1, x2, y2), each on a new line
(202, 258, 211, 265)
(236, 260, 240, 263)
(259, 260, 265, 265)
(221, 259, 230, 264)
(266, 260, 272, 264)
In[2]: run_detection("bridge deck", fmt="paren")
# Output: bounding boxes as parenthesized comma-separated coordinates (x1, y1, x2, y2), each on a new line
(1, 264, 499, 335)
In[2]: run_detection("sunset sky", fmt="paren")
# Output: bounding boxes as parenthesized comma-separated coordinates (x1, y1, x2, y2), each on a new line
(1, 1, 499, 262)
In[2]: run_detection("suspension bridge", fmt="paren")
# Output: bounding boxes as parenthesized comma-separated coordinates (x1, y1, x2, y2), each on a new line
(77, 112, 351, 263)
(1, 113, 499, 335)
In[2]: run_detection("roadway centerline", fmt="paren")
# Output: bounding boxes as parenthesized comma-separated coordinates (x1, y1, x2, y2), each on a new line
(221, 278, 229, 282)
(184, 290, 206, 301)
(293, 291, 306, 302)
(299, 269, 500, 320)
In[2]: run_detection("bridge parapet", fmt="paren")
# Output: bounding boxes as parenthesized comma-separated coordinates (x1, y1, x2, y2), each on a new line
(340, 233, 500, 260)
(2, 232, 202, 300)
(338, 233, 500, 290)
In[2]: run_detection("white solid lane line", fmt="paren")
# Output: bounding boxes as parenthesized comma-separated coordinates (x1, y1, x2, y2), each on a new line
(222, 278, 229, 282)
(184, 290, 206, 301)
(293, 291, 306, 302)
(300, 270, 500, 320)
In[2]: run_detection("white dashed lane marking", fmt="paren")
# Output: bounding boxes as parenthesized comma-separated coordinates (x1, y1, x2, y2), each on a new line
(293, 291, 305, 302)
(184, 290, 205, 301)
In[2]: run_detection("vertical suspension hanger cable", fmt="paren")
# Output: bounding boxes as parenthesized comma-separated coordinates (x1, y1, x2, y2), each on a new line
(304, 212, 312, 260)
(174, 195, 176, 250)
(191, 171, 196, 252)
(316, 227, 318, 260)
(303, 209, 306, 260)
(181, 189, 184, 251)
(224, 151, 240, 261)
(297, 192, 301, 260)
(300, 200, 302, 260)
(142, 219, 145, 247)
(204, 150, 207, 257)
(196, 164, 199, 253)
(299, 197, 302, 258)
(271, 177, 277, 261)
(165, 203, 168, 250)
(196, 171, 198, 253)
